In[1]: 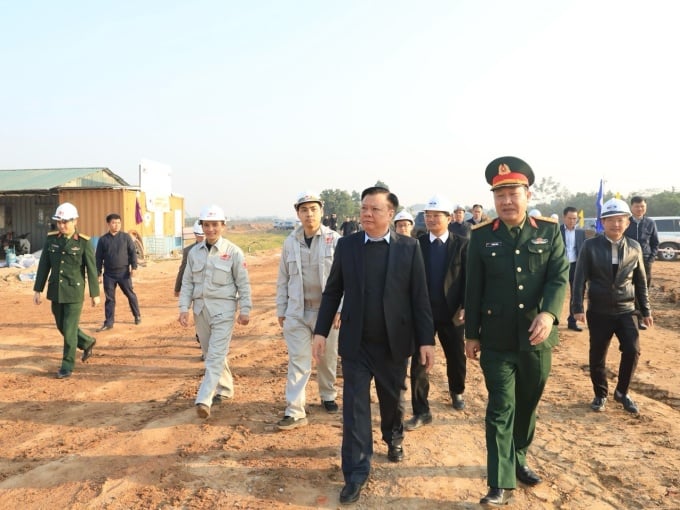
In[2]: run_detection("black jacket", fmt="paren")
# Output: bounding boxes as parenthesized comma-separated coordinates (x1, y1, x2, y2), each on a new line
(314, 230, 434, 362)
(572, 235, 650, 317)
(418, 233, 467, 321)
(624, 216, 659, 263)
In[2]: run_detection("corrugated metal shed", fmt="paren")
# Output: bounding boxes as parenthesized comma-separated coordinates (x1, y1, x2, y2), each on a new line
(0, 168, 129, 192)
(1, 167, 183, 260)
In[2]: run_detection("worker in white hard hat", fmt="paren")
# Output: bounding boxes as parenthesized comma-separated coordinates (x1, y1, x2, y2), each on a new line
(572, 197, 652, 415)
(393, 209, 414, 237)
(178, 204, 252, 419)
(275, 191, 341, 430)
(405, 194, 468, 432)
(33, 202, 100, 379)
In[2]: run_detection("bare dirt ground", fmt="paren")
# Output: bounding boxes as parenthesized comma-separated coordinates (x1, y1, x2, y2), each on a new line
(1, 236, 679, 509)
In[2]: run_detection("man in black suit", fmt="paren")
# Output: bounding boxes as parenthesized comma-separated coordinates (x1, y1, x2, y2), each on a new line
(406, 194, 468, 432)
(313, 186, 435, 506)
(560, 206, 586, 331)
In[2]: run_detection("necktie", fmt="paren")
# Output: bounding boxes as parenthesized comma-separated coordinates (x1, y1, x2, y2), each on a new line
(433, 238, 443, 246)
(511, 227, 521, 246)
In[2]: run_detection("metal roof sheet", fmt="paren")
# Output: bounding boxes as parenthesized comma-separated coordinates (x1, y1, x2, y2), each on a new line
(0, 167, 130, 192)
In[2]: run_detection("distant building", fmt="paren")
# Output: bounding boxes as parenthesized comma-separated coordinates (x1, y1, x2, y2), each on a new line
(0, 167, 184, 259)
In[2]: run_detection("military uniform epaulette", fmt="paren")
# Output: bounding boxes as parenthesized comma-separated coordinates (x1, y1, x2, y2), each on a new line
(78, 233, 91, 240)
(472, 219, 494, 230)
(47, 230, 60, 236)
(533, 216, 558, 224)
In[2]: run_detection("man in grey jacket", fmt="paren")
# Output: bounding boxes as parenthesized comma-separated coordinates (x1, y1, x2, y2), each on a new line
(276, 191, 341, 430)
(178, 204, 251, 419)
(572, 198, 653, 415)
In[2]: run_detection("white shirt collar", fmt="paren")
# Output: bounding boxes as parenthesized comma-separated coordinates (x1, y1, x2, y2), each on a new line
(364, 231, 391, 244)
(429, 231, 449, 243)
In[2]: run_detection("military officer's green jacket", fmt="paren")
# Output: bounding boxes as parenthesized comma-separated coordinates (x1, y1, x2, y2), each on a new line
(465, 215, 568, 351)
(33, 231, 100, 303)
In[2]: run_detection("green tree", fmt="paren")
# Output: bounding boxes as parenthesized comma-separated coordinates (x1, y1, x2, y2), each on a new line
(634, 191, 680, 216)
(320, 189, 359, 218)
(531, 176, 567, 205)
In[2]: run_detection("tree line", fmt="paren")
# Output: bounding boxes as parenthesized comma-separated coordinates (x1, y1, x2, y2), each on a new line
(319, 178, 680, 220)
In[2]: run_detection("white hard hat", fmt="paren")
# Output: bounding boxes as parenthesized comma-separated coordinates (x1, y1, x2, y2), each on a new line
(424, 195, 453, 213)
(52, 202, 79, 221)
(550, 213, 559, 221)
(600, 198, 631, 218)
(199, 204, 226, 222)
(192, 220, 204, 236)
(393, 210, 414, 224)
(529, 208, 542, 218)
(294, 191, 323, 210)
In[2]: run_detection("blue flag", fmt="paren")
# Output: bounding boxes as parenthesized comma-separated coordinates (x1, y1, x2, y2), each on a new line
(595, 179, 604, 233)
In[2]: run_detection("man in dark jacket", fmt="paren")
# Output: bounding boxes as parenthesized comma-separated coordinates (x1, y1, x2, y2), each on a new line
(405, 194, 467, 432)
(95, 213, 141, 330)
(312, 186, 434, 505)
(561, 206, 587, 331)
(624, 196, 659, 287)
(624, 196, 658, 330)
(572, 198, 652, 415)
(174, 221, 206, 297)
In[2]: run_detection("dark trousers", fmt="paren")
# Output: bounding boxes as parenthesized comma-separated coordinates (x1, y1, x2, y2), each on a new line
(480, 348, 551, 489)
(103, 271, 140, 325)
(51, 301, 95, 372)
(567, 262, 577, 327)
(410, 320, 465, 415)
(643, 259, 653, 288)
(340, 342, 407, 484)
(586, 310, 640, 398)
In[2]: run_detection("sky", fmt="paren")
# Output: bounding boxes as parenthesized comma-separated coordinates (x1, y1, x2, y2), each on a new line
(2, 0, 679, 219)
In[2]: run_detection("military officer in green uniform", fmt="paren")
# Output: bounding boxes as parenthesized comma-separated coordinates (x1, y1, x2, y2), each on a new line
(465, 157, 568, 506)
(33, 202, 100, 379)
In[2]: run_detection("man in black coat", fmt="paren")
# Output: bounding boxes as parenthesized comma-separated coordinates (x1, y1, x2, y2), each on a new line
(313, 186, 435, 505)
(406, 194, 468, 432)
(560, 206, 587, 331)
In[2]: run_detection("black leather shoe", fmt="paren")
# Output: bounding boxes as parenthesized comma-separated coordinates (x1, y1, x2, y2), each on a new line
(404, 412, 433, 430)
(591, 396, 607, 411)
(614, 390, 639, 414)
(82, 339, 96, 362)
(97, 324, 113, 332)
(339, 481, 365, 505)
(387, 444, 404, 462)
(480, 487, 512, 506)
(452, 393, 465, 410)
(322, 400, 339, 413)
(56, 369, 72, 379)
(516, 465, 542, 486)
(568, 324, 583, 332)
